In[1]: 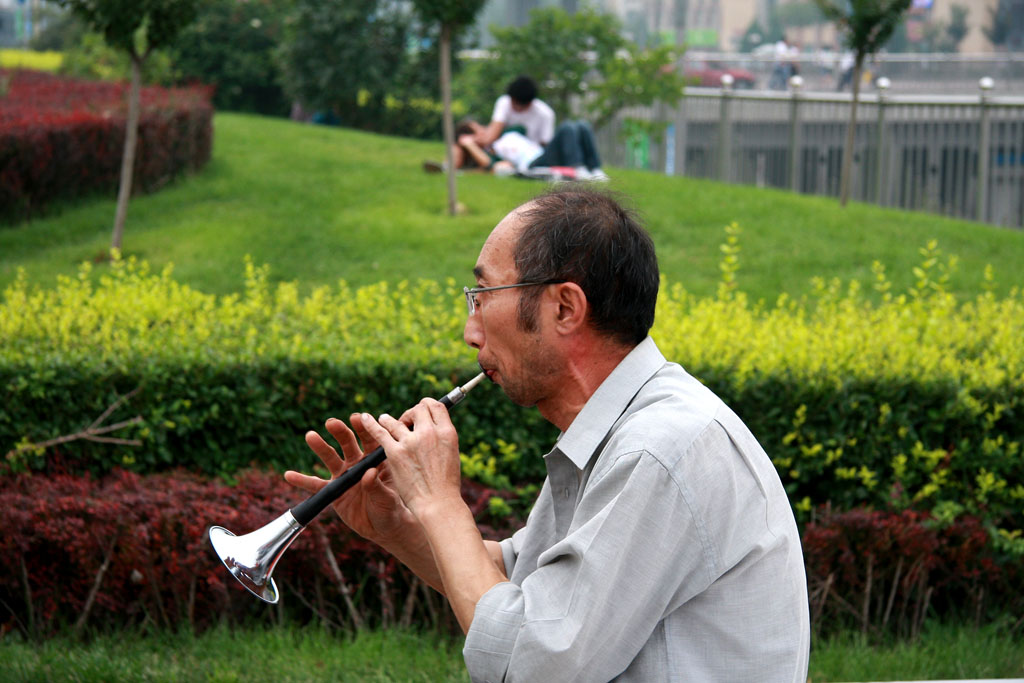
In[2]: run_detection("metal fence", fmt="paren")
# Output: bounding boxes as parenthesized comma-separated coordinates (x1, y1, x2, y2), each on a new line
(597, 82, 1024, 229)
(683, 52, 1024, 96)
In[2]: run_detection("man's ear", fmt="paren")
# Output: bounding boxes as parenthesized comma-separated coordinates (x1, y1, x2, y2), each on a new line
(551, 282, 588, 333)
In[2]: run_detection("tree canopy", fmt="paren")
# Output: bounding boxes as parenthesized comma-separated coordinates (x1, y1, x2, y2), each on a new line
(813, 0, 912, 59)
(55, 0, 201, 58)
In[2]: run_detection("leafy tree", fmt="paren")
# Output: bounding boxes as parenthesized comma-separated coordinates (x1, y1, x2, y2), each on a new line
(984, 0, 1024, 50)
(775, 1, 827, 29)
(813, 0, 912, 207)
(410, 0, 487, 217)
(467, 7, 627, 122)
(278, 0, 448, 134)
(278, 0, 407, 125)
(458, 5, 684, 141)
(54, 0, 201, 251)
(586, 43, 687, 134)
(172, 0, 290, 117)
(901, 3, 968, 53)
(946, 4, 969, 49)
(58, 31, 177, 84)
(30, 4, 87, 51)
(738, 18, 783, 53)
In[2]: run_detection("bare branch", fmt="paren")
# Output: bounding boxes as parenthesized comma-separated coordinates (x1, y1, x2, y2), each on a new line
(88, 386, 142, 431)
(5, 388, 143, 461)
(74, 532, 119, 635)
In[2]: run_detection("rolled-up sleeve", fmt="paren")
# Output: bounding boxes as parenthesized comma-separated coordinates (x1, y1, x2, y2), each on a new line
(463, 447, 715, 683)
(463, 583, 526, 681)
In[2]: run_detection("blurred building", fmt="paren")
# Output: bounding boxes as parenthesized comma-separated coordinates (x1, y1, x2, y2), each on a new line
(472, 0, 1020, 53)
(0, 0, 42, 47)
(911, 0, 1015, 53)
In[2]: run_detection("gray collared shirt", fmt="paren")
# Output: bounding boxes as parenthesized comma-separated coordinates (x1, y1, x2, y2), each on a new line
(463, 337, 810, 682)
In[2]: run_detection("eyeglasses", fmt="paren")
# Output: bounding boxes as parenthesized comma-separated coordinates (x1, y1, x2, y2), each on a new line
(463, 280, 563, 316)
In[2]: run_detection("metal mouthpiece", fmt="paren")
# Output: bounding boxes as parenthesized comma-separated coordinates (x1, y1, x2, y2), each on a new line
(442, 371, 487, 408)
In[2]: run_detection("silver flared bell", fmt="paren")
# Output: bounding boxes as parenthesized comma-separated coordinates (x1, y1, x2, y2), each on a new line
(208, 511, 306, 604)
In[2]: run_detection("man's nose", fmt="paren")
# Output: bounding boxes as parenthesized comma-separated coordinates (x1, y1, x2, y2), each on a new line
(463, 313, 483, 349)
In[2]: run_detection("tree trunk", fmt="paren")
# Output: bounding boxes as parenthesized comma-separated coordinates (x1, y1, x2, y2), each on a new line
(440, 23, 457, 217)
(112, 53, 143, 251)
(839, 54, 863, 208)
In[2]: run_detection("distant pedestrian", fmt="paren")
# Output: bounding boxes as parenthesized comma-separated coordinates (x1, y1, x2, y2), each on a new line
(836, 51, 855, 91)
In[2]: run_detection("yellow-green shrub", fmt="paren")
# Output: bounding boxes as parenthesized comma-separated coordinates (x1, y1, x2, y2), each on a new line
(1, 245, 1021, 548)
(652, 239, 1022, 549)
(0, 49, 62, 72)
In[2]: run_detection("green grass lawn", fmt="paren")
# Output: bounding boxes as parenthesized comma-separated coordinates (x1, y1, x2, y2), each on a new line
(0, 622, 1021, 682)
(2, 112, 1022, 302)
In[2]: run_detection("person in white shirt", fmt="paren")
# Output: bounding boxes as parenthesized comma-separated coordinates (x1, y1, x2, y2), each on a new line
(435, 76, 607, 179)
(474, 75, 556, 148)
(453, 118, 607, 181)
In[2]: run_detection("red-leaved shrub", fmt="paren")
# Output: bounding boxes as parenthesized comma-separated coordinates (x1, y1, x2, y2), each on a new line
(3, 469, 1020, 639)
(0, 468, 519, 637)
(0, 69, 212, 222)
(803, 506, 1022, 638)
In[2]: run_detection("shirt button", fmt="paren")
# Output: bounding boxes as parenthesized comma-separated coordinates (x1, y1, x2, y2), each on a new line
(562, 488, 571, 499)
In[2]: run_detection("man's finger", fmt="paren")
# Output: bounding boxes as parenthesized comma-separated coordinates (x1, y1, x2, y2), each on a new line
(284, 470, 327, 494)
(325, 417, 362, 463)
(424, 398, 451, 427)
(304, 430, 345, 477)
(360, 412, 400, 447)
(350, 413, 381, 453)
(373, 412, 410, 441)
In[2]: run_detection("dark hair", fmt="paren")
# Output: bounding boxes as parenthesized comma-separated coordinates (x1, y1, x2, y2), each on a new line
(455, 117, 477, 138)
(514, 187, 659, 346)
(506, 76, 538, 106)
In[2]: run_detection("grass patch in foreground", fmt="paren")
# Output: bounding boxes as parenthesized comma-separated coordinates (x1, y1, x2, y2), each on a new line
(0, 627, 469, 682)
(1, 112, 1022, 303)
(1, 622, 1021, 682)
(809, 620, 1024, 681)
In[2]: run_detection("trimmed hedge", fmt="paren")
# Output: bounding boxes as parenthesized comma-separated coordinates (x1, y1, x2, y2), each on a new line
(2, 252, 1020, 538)
(1, 246, 1022, 635)
(0, 69, 213, 222)
(0, 468, 514, 636)
(803, 506, 1022, 638)
(0, 469, 1018, 637)
(0, 258, 557, 481)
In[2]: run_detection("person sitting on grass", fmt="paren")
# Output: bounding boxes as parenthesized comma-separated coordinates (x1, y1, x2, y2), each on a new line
(438, 117, 608, 182)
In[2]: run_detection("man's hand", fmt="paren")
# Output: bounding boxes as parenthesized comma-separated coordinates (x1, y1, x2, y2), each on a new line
(358, 399, 463, 517)
(284, 414, 414, 546)
(359, 399, 508, 634)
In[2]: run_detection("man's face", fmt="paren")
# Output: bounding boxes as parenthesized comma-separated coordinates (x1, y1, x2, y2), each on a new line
(463, 210, 559, 408)
(509, 99, 531, 113)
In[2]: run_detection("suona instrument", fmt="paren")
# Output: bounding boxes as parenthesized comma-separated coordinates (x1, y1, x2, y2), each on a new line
(208, 372, 487, 603)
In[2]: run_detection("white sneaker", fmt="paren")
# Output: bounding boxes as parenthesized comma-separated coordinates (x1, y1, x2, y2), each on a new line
(588, 168, 610, 182)
(573, 166, 592, 180)
(493, 162, 516, 177)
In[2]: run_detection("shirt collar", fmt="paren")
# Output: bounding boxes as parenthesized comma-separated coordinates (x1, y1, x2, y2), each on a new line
(551, 336, 666, 470)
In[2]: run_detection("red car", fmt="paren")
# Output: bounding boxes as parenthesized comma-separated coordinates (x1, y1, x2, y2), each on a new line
(683, 61, 757, 89)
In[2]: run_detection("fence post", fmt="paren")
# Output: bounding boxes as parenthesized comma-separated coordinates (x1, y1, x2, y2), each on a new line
(977, 77, 994, 223)
(652, 100, 667, 174)
(673, 95, 688, 176)
(788, 75, 804, 193)
(718, 74, 734, 183)
(874, 77, 890, 205)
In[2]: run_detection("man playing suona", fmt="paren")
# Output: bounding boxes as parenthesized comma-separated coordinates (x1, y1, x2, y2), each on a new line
(286, 187, 810, 681)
